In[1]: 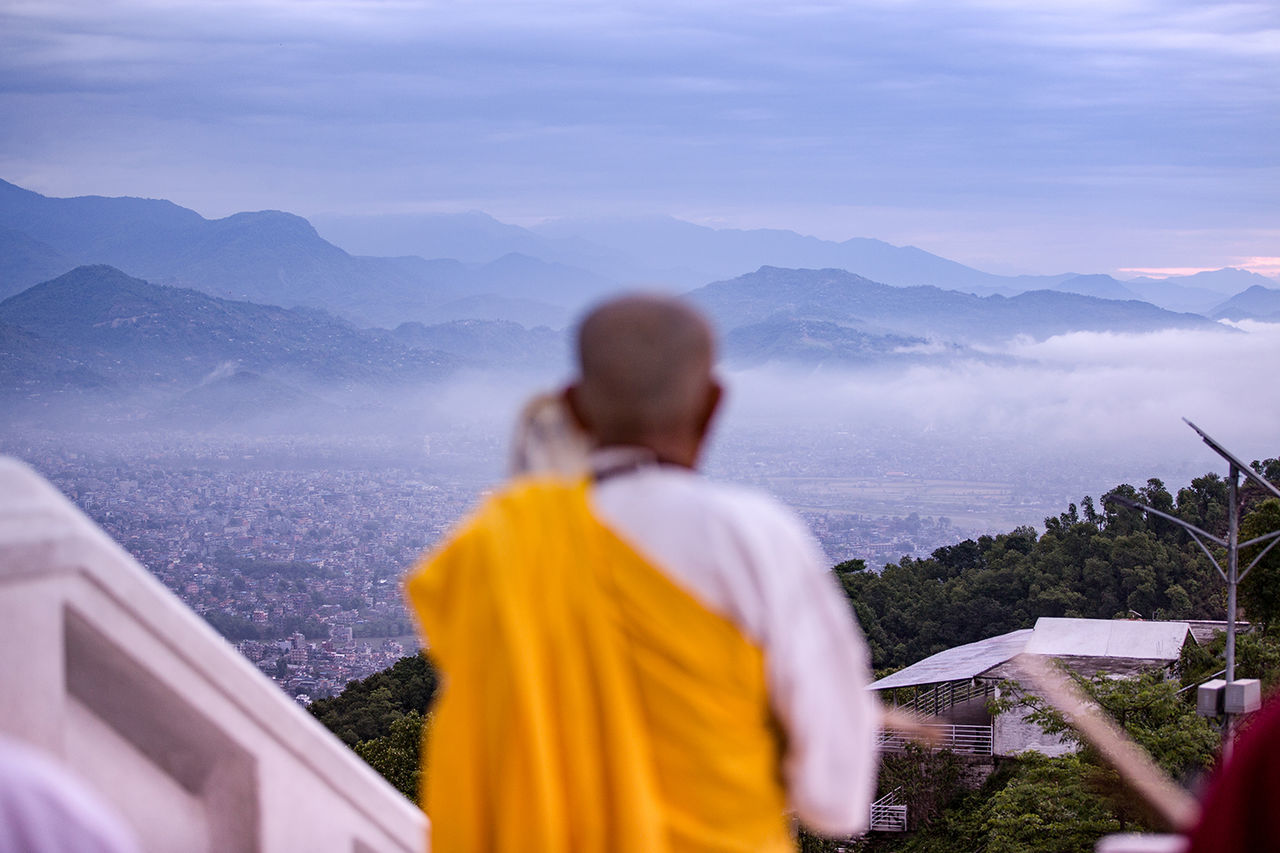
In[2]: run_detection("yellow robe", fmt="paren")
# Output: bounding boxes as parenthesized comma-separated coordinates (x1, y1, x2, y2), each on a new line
(405, 477, 793, 853)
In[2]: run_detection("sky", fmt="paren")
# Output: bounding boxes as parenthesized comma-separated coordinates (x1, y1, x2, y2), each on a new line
(1, 0, 1277, 277)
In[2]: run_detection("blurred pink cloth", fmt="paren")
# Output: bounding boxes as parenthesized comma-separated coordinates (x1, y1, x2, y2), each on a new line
(1186, 695, 1280, 853)
(0, 736, 140, 853)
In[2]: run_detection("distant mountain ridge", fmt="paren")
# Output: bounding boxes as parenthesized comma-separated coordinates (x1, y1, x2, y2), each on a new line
(0, 180, 614, 329)
(4, 179, 1278, 338)
(0, 265, 458, 388)
(0, 266, 567, 415)
(1211, 284, 1280, 322)
(687, 267, 1224, 348)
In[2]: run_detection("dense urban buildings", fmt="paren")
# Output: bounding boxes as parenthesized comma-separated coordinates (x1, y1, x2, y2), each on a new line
(4, 421, 1143, 700)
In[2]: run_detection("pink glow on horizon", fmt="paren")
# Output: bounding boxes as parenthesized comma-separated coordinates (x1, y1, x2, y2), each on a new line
(1118, 267, 1216, 278)
(1120, 258, 1280, 280)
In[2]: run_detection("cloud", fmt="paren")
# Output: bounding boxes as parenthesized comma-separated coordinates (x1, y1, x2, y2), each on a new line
(1, 0, 1277, 274)
(1234, 258, 1280, 279)
(199, 360, 240, 385)
(721, 322, 1280, 477)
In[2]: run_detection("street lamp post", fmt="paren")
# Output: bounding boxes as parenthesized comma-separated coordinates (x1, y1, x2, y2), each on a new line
(1102, 419, 1280, 744)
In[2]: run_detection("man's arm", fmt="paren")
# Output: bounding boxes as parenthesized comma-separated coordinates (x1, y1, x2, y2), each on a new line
(755, 513, 881, 837)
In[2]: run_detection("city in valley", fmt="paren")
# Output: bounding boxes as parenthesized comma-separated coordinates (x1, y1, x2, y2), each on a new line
(2, 415, 1208, 703)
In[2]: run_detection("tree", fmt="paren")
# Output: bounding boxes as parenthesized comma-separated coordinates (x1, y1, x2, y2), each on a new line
(982, 753, 1121, 853)
(1238, 498, 1280, 628)
(1002, 669, 1217, 783)
(354, 710, 424, 802)
(310, 653, 438, 747)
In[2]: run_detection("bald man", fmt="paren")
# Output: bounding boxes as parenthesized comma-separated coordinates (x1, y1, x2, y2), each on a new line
(405, 295, 879, 853)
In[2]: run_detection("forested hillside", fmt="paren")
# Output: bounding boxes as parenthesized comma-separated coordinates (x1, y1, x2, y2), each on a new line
(842, 461, 1280, 672)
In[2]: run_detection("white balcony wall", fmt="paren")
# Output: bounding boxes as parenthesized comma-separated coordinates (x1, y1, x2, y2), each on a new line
(0, 457, 427, 853)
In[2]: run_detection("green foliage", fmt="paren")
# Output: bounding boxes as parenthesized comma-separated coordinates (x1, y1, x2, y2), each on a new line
(982, 753, 1122, 853)
(1179, 626, 1280, 692)
(354, 710, 424, 802)
(1238, 498, 1280, 628)
(836, 471, 1267, 670)
(998, 669, 1217, 782)
(882, 661, 1222, 852)
(309, 653, 438, 747)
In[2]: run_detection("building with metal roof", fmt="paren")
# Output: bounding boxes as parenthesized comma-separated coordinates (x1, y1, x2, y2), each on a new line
(871, 617, 1196, 760)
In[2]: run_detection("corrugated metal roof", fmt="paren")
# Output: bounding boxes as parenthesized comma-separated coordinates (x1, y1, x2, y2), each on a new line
(870, 629, 1033, 691)
(869, 618, 1195, 691)
(1025, 617, 1191, 660)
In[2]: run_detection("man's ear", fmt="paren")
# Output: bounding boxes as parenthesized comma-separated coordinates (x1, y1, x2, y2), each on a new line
(695, 379, 723, 440)
(561, 384, 591, 431)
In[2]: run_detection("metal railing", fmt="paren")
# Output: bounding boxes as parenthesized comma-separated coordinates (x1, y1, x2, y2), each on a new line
(878, 723, 994, 756)
(902, 679, 993, 717)
(869, 788, 907, 832)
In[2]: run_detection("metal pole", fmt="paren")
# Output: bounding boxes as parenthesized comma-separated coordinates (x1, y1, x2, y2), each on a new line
(1224, 464, 1239, 744)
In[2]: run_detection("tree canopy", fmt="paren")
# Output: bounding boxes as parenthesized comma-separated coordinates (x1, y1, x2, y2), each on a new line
(308, 652, 437, 748)
(839, 466, 1280, 671)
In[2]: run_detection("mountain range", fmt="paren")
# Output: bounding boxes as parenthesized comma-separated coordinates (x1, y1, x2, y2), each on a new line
(5, 179, 1276, 334)
(688, 267, 1222, 347)
(1211, 285, 1280, 322)
(0, 179, 1277, 420)
(0, 260, 1231, 412)
(0, 180, 612, 329)
(0, 266, 573, 430)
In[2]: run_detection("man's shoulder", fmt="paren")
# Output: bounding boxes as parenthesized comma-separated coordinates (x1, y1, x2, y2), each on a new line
(596, 468, 813, 546)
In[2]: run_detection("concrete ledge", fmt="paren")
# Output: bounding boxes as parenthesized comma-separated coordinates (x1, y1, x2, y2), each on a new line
(0, 456, 426, 852)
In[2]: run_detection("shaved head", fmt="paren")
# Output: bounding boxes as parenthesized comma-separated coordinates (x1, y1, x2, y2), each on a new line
(569, 295, 721, 459)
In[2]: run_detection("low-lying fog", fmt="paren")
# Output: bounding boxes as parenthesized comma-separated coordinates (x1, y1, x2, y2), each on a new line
(720, 320, 1278, 472)
(5, 320, 1276, 544)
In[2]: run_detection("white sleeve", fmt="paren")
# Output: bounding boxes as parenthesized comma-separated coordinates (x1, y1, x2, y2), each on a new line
(756, 514, 881, 837)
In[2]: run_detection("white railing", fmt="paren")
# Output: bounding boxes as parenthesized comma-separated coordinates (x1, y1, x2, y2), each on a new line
(869, 788, 907, 832)
(878, 723, 994, 756)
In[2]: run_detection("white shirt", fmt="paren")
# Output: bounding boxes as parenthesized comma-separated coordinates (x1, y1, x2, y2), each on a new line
(589, 450, 880, 837)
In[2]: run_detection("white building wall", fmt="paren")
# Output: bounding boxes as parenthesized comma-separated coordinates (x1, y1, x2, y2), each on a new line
(0, 457, 427, 853)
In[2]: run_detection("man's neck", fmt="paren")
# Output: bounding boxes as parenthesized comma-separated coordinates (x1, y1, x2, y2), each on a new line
(590, 445, 698, 482)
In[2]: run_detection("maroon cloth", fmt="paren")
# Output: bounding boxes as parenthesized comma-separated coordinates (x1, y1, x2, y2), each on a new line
(1187, 695, 1280, 853)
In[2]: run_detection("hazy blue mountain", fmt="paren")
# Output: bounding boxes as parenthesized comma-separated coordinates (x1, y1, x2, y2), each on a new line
(1210, 285, 1280, 321)
(315, 207, 1080, 293)
(1049, 274, 1141, 301)
(0, 265, 460, 394)
(533, 215, 1071, 292)
(0, 226, 76, 299)
(686, 267, 1221, 344)
(0, 319, 113, 394)
(1117, 268, 1280, 315)
(1147, 267, 1280, 296)
(0, 180, 636, 327)
(469, 253, 615, 306)
(723, 317, 932, 368)
(391, 319, 568, 369)
(157, 369, 337, 429)
(0, 178, 207, 272)
(425, 294, 570, 328)
(0, 180, 476, 327)
(310, 210, 636, 274)
(1123, 279, 1227, 314)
